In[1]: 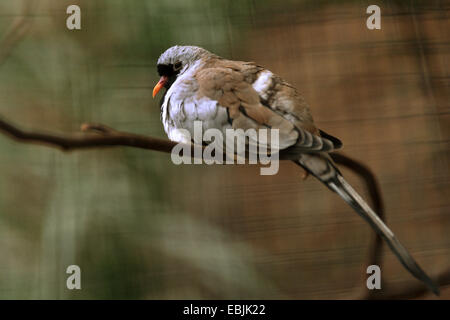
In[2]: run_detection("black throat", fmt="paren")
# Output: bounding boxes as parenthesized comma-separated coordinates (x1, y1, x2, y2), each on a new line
(157, 64, 180, 88)
(156, 64, 181, 108)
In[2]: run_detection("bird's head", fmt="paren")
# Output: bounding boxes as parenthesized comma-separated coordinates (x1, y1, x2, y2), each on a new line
(152, 45, 211, 98)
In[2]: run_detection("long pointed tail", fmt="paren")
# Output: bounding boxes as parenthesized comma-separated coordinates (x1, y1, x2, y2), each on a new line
(297, 154, 439, 295)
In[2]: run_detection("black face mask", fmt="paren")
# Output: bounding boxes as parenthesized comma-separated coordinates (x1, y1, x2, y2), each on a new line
(157, 63, 181, 88)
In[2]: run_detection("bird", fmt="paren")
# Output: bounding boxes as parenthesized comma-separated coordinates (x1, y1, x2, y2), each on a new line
(152, 45, 439, 295)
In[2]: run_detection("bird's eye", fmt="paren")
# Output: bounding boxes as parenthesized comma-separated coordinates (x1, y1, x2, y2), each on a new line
(173, 61, 182, 71)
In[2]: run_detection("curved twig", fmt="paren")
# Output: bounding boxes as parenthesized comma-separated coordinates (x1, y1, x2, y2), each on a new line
(330, 153, 385, 299)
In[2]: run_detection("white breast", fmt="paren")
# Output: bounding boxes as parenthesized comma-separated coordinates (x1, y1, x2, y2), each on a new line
(161, 61, 231, 144)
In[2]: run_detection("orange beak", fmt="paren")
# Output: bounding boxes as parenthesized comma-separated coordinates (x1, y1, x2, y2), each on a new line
(152, 76, 168, 98)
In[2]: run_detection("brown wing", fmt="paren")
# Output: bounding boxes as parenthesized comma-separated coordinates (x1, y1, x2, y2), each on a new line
(195, 63, 338, 152)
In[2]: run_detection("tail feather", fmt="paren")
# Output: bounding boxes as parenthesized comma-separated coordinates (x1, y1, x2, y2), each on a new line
(297, 155, 439, 295)
(328, 174, 440, 295)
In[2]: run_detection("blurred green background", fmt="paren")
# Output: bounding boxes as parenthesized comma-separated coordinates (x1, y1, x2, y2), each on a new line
(0, 0, 448, 299)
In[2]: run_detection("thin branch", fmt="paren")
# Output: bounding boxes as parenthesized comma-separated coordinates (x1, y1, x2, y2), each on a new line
(332, 153, 446, 299)
(0, 116, 309, 160)
(0, 117, 179, 153)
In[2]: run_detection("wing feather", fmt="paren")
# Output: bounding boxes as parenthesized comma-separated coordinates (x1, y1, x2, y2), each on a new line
(195, 64, 339, 153)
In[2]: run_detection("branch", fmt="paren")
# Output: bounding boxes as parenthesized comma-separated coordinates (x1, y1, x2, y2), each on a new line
(0, 116, 309, 160)
(331, 153, 446, 299)
(0, 117, 179, 153)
